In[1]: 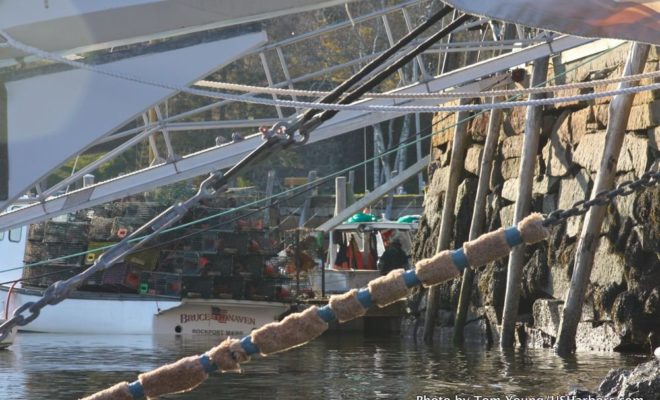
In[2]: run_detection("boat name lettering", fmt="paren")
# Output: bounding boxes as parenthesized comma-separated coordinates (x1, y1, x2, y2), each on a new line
(179, 309, 256, 325)
(191, 329, 245, 336)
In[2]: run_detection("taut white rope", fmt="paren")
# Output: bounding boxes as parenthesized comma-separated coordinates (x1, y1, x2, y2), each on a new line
(196, 69, 660, 99)
(1, 31, 657, 115)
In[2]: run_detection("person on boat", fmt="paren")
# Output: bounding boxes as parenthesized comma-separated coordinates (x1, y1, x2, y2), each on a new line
(284, 244, 316, 274)
(377, 237, 408, 275)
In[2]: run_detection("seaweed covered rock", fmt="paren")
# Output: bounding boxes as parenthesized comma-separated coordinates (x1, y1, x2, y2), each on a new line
(598, 360, 660, 399)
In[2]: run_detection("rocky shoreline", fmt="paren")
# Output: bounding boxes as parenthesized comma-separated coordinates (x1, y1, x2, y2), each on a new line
(570, 359, 659, 400)
(409, 43, 659, 353)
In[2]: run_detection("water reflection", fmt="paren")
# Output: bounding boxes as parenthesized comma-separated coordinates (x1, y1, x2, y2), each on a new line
(0, 333, 648, 400)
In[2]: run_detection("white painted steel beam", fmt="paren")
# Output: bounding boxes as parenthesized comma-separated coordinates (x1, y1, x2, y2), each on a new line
(0, 0, 356, 64)
(316, 155, 430, 232)
(0, 34, 593, 230)
(0, 75, 496, 231)
(0, 31, 268, 212)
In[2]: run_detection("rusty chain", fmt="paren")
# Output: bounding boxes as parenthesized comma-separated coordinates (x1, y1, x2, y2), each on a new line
(542, 168, 660, 227)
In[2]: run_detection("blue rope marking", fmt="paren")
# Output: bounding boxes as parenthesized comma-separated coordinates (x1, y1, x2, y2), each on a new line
(403, 269, 421, 288)
(451, 249, 469, 272)
(357, 288, 373, 309)
(504, 226, 523, 247)
(128, 381, 145, 399)
(198, 354, 217, 374)
(317, 305, 336, 322)
(240, 336, 260, 356)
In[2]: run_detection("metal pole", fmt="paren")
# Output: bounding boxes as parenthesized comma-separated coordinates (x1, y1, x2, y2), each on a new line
(259, 52, 284, 119)
(453, 98, 503, 345)
(264, 170, 276, 229)
(321, 256, 326, 299)
(295, 230, 301, 297)
(0, 82, 7, 202)
(334, 176, 347, 216)
(500, 56, 549, 348)
(299, 170, 317, 228)
(317, 156, 429, 232)
(415, 112, 424, 193)
(329, 176, 347, 268)
(555, 43, 650, 355)
(146, 109, 163, 165)
(374, 128, 381, 189)
(347, 170, 356, 206)
(423, 99, 471, 344)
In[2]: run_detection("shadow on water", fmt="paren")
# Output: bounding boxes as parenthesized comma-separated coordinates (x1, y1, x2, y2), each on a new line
(0, 332, 649, 400)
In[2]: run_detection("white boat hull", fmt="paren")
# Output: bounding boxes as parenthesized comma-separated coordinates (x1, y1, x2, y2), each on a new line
(1, 286, 289, 336)
(310, 269, 380, 294)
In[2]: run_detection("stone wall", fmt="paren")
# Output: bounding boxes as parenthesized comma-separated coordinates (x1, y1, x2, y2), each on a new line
(411, 43, 659, 352)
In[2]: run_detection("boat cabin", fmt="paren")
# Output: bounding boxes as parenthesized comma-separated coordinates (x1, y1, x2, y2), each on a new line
(311, 218, 419, 295)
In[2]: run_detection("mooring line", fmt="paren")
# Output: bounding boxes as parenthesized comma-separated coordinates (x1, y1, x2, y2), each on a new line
(80, 213, 549, 400)
(81, 165, 660, 399)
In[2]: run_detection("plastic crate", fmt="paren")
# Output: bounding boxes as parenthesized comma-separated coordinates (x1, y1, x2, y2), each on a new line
(139, 271, 181, 297)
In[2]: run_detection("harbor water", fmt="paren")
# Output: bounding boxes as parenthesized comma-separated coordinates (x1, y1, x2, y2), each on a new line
(0, 332, 649, 399)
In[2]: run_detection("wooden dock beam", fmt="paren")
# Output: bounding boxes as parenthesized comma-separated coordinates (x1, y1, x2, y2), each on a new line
(501, 56, 549, 348)
(423, 99, 471, 344)
(453, 98, 503, 345)
(555, 42, 650, 355)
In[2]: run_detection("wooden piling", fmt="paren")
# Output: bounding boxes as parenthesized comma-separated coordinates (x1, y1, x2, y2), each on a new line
(423, 99, 471, 344)
(501, 56, 549, 348)
(555, 43, 650, 355)
(453, 99, 503, 345)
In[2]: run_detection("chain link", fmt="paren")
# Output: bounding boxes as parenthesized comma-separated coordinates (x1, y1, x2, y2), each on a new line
(542, 169, 660, 227)
(1, 152, 656, 341)
(0, 125, 301, 341)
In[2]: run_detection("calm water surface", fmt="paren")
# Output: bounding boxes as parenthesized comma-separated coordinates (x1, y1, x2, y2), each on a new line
(0, 333, 648, 400)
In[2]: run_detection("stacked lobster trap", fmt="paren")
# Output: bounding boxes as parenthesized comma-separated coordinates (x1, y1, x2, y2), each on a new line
(20, 198, 295, 302)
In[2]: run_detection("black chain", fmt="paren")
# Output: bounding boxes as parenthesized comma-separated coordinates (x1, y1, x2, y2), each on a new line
(542, 169, 660, 227)
(0, 124, 302, 342)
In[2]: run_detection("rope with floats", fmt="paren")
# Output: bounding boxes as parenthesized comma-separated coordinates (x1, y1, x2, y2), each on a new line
(78, 167, 660, 399)
(0, 36, 649, 279)
(81, 213, 550, 400)
(1, 31, 658, 115)
(0, 7, 477, 342)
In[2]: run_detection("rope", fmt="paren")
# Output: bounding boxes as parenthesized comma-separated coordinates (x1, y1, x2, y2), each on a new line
(197, 69, 660, 99)
(300, 13, 473, 130)
(0, 37, 625, 276)
(78, 164, 660, 400)
(80, 214, 550, 400)
(1, 31, 657, 115)
(299, 5, 453, 123)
